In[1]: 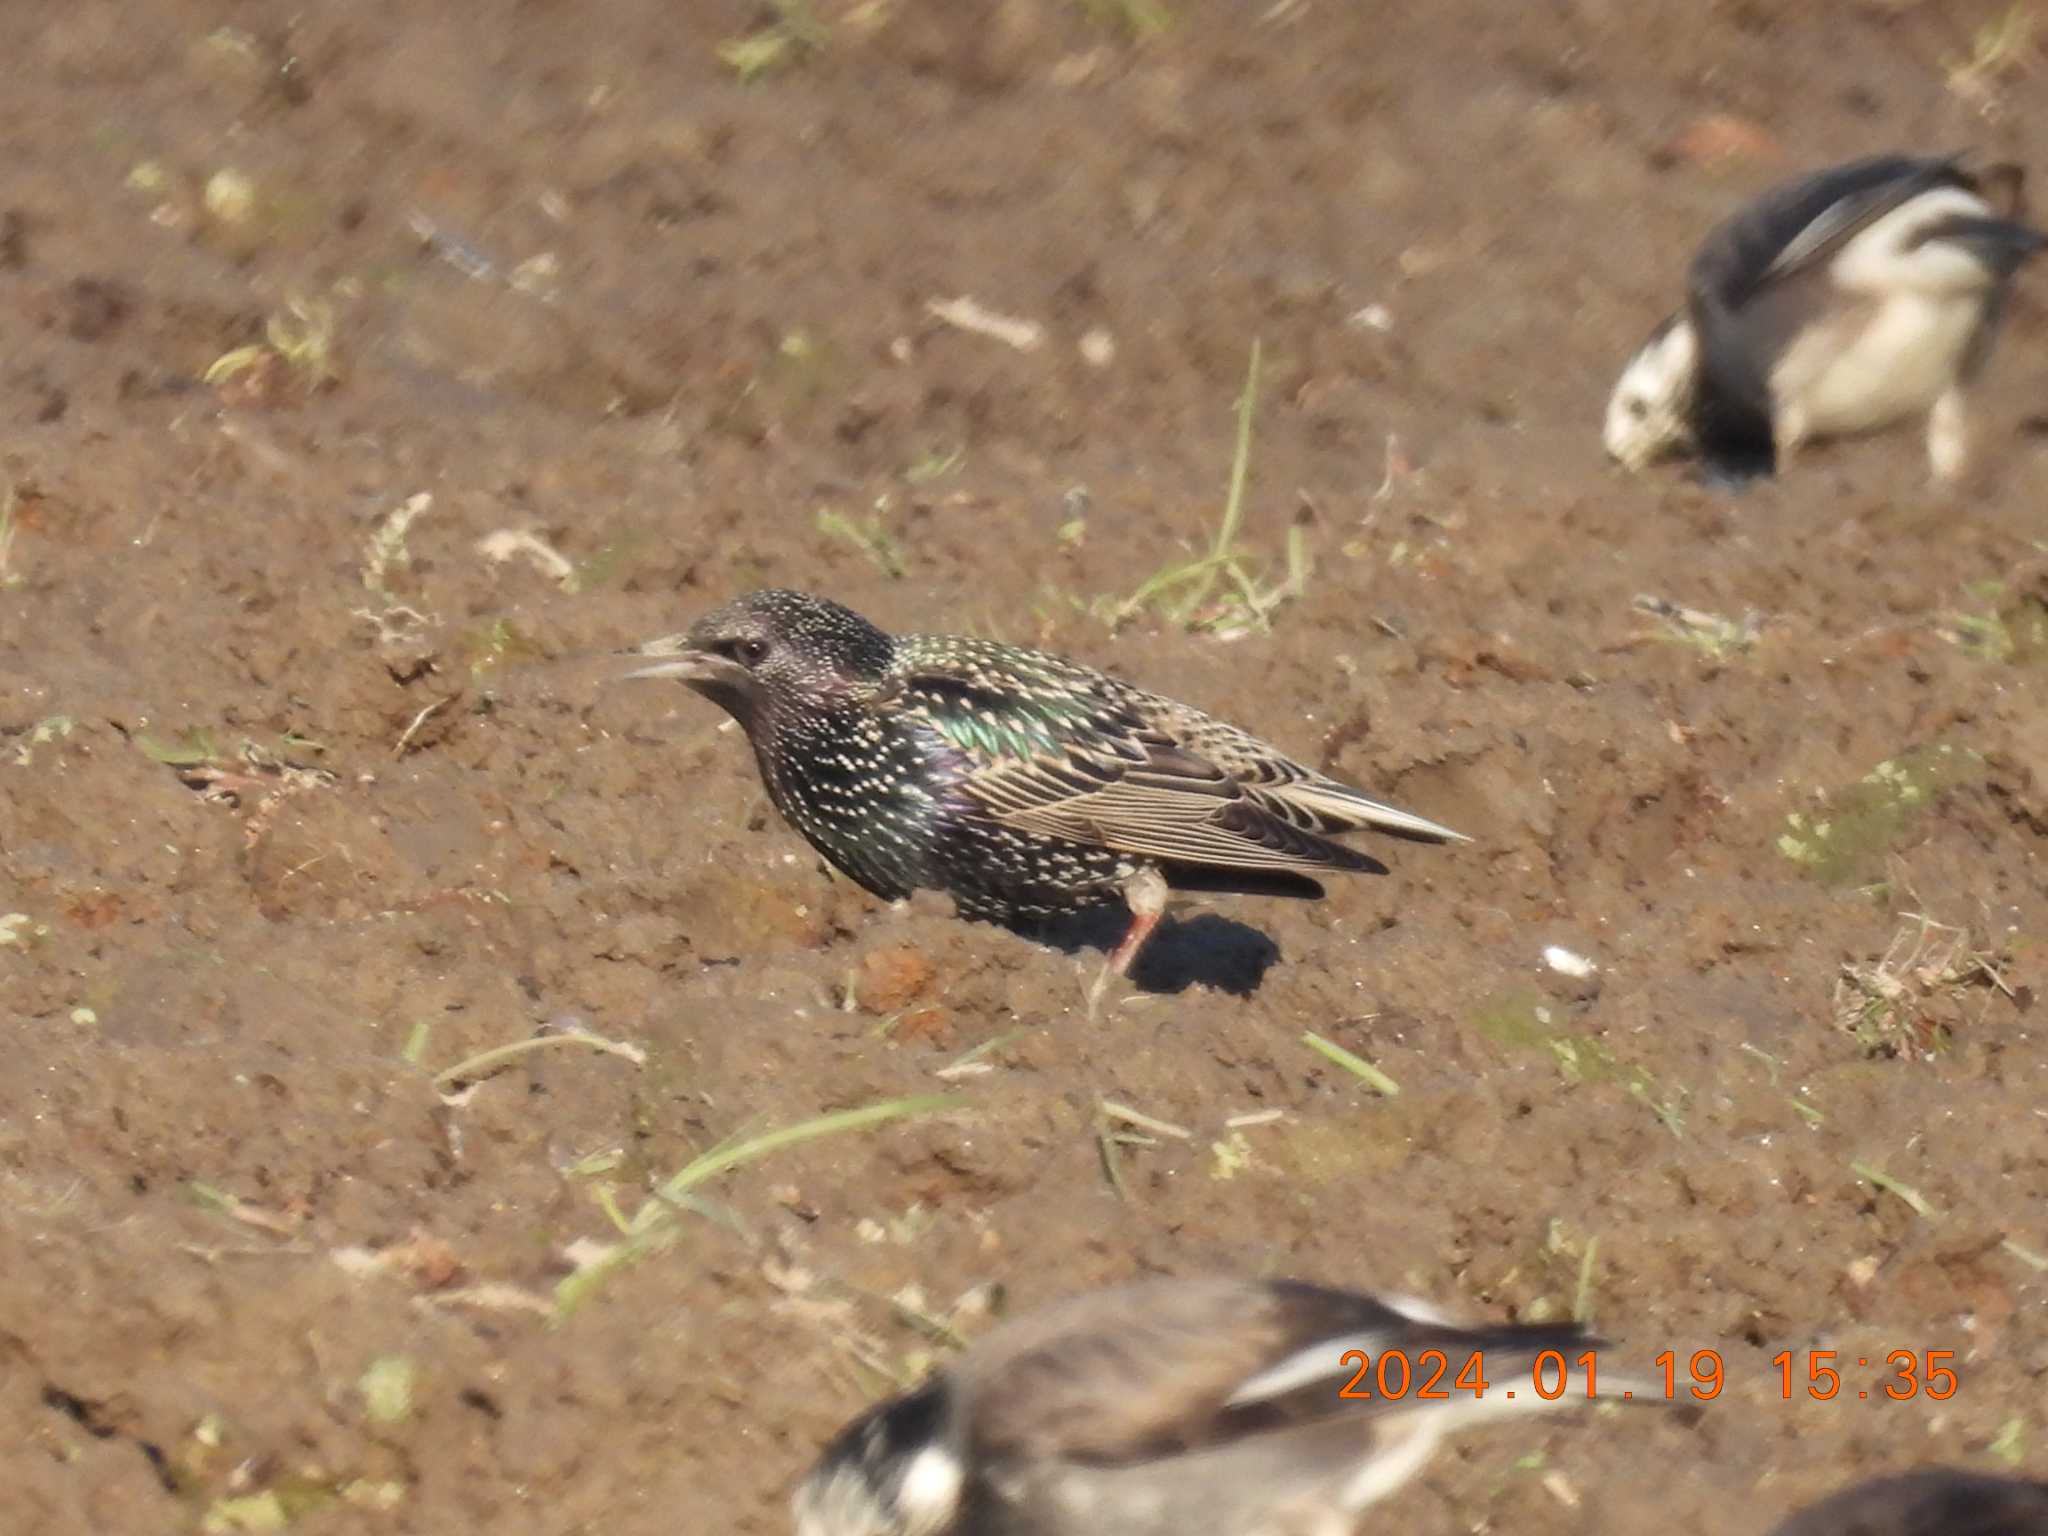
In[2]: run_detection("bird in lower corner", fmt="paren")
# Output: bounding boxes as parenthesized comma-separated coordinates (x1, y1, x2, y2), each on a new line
(793, 1273, 1669, 1536)
(620, 589, 1462, 1010)
(1766, 1468, 2048, 1536)
(1604, 152, 2046, 486)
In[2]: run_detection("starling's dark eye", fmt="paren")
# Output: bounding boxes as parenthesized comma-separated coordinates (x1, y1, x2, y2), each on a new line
(710, 636, 771, 666)
(1626, 398, 1647, 420)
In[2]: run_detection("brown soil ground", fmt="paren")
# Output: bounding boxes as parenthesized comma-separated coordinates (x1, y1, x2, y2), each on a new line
(4, 2, 2046, 1532)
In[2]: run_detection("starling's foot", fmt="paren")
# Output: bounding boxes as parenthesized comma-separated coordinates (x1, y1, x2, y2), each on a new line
(1084, 960, 1116, 1022)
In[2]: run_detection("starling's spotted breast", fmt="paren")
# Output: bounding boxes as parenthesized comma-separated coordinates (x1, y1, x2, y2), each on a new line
(625, 589, 1463, 954)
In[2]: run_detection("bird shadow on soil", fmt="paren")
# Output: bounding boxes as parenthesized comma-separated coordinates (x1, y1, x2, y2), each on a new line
(1021, 909, 1282, 997)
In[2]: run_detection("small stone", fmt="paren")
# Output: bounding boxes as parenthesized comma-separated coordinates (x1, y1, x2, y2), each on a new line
(204, 168, 259, 225)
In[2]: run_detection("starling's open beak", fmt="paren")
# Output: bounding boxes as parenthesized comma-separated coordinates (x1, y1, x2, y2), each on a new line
(618, 637, 723, 684)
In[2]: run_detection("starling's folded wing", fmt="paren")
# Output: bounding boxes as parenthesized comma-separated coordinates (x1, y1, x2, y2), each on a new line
(882, 659, 1454, 873)
(1142, 712, 1463, 843)
(966, 743, 1392, 876)
(881, 668, 1381, 874)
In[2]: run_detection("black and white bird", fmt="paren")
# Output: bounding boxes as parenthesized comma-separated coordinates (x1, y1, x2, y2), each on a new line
(1766, 1468, 2048, 1536)
(793, 1274, 1658, 1536)
(1604, 153, 2046, 483)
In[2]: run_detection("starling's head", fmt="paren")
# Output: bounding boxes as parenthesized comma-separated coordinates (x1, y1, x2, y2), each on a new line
(623, 590, 895, 727)
(1603, 313, 1698, 471)
(793, 1380, 964, 1536)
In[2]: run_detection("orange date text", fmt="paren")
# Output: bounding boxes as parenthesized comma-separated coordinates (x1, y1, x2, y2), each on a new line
(1331, 1348, 1959, 1403)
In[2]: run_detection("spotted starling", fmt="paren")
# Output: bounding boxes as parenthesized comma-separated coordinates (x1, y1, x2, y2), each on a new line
(624, 590, 1462, 990)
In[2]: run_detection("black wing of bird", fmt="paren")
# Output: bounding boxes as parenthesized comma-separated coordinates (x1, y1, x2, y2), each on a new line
(956, 1277, 1596, 1467)
(1767, 1468, 2048, 1536)
(1682, 154, 1975, 455)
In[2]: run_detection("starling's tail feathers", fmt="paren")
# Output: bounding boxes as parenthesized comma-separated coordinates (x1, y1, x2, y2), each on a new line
(1279, 781, 1467, 845)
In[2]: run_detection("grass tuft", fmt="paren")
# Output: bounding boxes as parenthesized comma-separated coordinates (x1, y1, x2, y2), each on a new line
(718, 0, 828, 82)
(1944, 3, 2038, 110)
(0, 483, 23, 590)
(1301, 1030, 1400, 1097)
(1077, 0, 1174, 40)
(1832, 911, 2014, 1060)
(1632, 594, 1762, 660)
(554, 1093, 961, 1318)
(1851, 1160, 1940, 1220)
(817, 508, 906, 578)
(1935, 579, 2048, 664)
(1775, 745, 1979, 886)
(433, 1027, 647, 1098)
(1089, 340, 1309, 637)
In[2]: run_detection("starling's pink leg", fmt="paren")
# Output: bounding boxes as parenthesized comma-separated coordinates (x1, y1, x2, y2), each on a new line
(1087, 866, 1169, 1017)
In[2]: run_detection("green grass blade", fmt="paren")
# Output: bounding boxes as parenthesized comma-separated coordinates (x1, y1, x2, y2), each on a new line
(1301, 1031, 1400, 1097)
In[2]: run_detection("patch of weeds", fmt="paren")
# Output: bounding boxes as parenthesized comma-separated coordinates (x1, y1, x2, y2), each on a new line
(133, 731, 335, 834)
(1208, 1131, 1255, 1180)
(571, 528, 652, 592)
(136, 726, 230, 769)
(1471, 991, 1686, 1137)
(204, 296, 340, 399)
(1935, 579, 2048, 664)
(1494, 1219, 1602, 1326)
(817, 507, 906, 578)
(1077, 0, 1174, 41)
(357, 1357, 416, 1426)
(1088, 340, 1310, 638)
(458, 618, 542, 680)
(903, 446, 964, 486)
(354, 493, 438, 645)
(200, 1476, 356, 1533)
(1832, 912, 2014, 1060)
(0, 912, 50, 949)
(772, 327, 833, 399)
(1945, 3, 2037, 110)
(1988, 1416, 2027, 1465)
(1096, 1099, 1191, 1201)
(554, 1094, 961, 1317)
(718, 1, 829, 83)
(1632, 593, 1763, 660)
(1775, 745, 1980, 886)
(9, 714, 75, 767)
(0, 483, 23, 590)
(361, 492, 433, 602)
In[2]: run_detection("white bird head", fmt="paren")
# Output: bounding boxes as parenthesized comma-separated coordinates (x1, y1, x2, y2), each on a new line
(1603, 314, 1699, 471)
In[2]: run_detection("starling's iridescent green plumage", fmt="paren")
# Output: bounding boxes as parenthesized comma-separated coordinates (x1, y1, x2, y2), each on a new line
(625, 590, 1462, 956)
